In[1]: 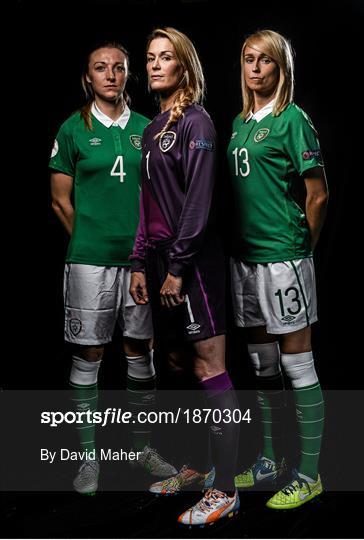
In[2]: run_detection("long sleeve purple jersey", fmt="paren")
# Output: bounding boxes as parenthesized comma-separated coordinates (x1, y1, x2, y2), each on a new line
(130, 103, 217, 277)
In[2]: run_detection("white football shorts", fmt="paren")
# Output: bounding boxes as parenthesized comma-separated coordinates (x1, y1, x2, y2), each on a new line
(63, 264, 153, 345)
(230, 257, 318, 335)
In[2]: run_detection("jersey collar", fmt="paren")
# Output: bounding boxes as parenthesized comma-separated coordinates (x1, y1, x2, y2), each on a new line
(246, 98, 275, 123)
(91, 102, 131, 129)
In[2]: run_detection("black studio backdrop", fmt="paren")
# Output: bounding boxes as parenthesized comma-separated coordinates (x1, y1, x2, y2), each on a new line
(7, 0, 363, 390)
(2, 1, 364, 539)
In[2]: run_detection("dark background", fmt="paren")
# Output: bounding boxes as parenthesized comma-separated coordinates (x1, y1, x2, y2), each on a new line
(6, 0, 363, 391)
(2, 0, 363, 537)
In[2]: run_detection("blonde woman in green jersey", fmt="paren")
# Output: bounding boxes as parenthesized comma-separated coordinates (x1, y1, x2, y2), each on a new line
(227, 29, 328, 509)
(50, 41, 177, 495)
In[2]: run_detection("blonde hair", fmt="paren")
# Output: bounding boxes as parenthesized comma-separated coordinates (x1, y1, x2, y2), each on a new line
(147, 27, 205, 137)
(241, 29, 294, 119)
(80, 41, 130, 130)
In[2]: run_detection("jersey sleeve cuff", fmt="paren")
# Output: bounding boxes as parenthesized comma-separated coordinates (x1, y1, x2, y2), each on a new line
(168, 261, 186, 277)
(130, 259, 146, 273)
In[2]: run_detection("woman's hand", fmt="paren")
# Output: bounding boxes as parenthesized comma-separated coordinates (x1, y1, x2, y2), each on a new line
(160, 273, 184, 307)
(130, 272, 149, 305)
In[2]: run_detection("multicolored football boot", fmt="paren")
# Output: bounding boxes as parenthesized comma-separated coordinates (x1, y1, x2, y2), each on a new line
(178, 488, 240, 527)
(149, 465, 214, 495)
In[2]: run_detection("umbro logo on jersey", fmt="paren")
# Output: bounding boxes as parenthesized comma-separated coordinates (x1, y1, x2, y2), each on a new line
(187, 323, 201, 334)
(159, 131, 176, 152)
(281, 314, 296, 322)
(70, 318, 82, 336)
(89, 137, 102, 146)
(130, 135, 142, 150)
(254, 128, 270, 142)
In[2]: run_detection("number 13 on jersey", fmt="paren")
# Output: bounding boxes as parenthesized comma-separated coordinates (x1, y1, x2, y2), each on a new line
(232, 147, 250, 177)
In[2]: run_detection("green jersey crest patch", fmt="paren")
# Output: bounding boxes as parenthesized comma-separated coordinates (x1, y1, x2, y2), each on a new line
(254, 128, 270, 143)
(130, 135, 142, 149)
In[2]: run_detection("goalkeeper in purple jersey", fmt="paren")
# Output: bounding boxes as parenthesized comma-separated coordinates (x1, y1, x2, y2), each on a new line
(130, 27, 240, 527)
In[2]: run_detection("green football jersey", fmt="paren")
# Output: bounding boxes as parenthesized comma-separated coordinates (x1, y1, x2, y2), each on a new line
(49, 106, 149, 266)
(227, 103, 324, 263)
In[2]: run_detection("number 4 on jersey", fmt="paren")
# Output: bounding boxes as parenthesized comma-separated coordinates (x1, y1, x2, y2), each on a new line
(111, 155, 126, 182)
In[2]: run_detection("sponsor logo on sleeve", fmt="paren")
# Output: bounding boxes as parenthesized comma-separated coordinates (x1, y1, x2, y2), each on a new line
(129, 134, 142, 149)
(253, 128, 270, 142)
(189, 139, 213, 151)
(51, 140, 59, 158)
(89, 137, 102, 146)
(159, 131, 176, 152)
(302, 149, 321, 161)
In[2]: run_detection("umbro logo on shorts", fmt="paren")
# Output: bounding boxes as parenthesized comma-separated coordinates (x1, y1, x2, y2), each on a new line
(281, 314, 296, 323)
(186, 323, 201, 334)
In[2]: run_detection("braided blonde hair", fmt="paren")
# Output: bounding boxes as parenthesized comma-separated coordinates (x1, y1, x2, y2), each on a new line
(147, 27, 205, 138)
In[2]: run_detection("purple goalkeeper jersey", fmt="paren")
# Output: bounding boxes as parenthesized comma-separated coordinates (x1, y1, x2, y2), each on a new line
(130, 103, 217, 277)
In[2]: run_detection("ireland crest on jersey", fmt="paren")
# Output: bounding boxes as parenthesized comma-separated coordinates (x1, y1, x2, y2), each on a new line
(254, 128, 270, 143)
(130, 135, 142, 150)
(159, 131, 176, 152)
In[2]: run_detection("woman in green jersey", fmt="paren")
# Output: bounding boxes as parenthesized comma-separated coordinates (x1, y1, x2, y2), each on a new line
(50, 41, 177, 495)
(227, 29, 328, 509)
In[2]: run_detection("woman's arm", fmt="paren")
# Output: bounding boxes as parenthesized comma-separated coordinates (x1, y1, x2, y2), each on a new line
(168, 112, 217, 277)
(50, 172, 74, 235)
(304, 166, 329, 250)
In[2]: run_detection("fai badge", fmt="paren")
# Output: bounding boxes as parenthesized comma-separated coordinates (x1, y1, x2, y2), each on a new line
(254, 128, 270, 142)
(159, 131, 176, 152)
(70, 318, 82, 336)
(130, 135, 142, 150)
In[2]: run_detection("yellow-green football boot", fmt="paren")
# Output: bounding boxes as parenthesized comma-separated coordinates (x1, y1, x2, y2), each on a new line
(266, 469, 323, 509)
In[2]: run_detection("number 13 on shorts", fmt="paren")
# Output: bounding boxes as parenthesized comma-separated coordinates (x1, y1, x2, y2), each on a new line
(260, 259, 318, 334)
